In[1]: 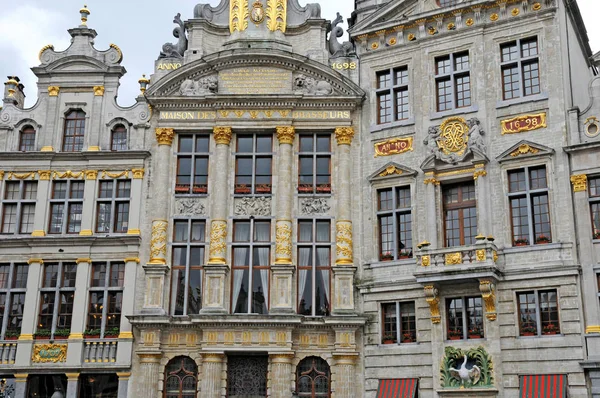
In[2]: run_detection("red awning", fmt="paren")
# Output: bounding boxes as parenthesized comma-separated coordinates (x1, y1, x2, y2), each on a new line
(376, 379, 418, 398)
(520, 374, 567, 398)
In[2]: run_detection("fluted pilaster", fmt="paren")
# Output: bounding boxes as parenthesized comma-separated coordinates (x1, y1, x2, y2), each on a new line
(333, 354, 358, 398)
(270, 353, 294, 398)
(201, 353, 225, 398)
(139, 353, 162, 398)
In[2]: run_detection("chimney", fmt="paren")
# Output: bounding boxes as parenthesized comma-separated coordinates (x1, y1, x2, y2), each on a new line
(4, 76, 26, 109)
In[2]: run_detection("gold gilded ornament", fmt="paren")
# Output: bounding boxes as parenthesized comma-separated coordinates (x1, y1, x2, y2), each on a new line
(421, 255, 431, 267)
(93, 86, 105, 96)
(480, 280, 497, 321)
(334, 127, 355, 146)
(501, 113, 546, 134)
(149, 220, 168, 264)
(208, 220, 228, 264)
(465, 18, 474, 26)
(476, 249, 486, 262)
(250, 0, 265, 24)
(532, 2, 542, 11)
(155, 128, 174, 146)
(570, 174, 587, 193)
(379, 166, 403, 177)
(214, 127, 232, 145)
(230, 0, 249, 33)
(374, 137, 413, 157)
(48, 86, 60, 96)
(275, 221, 292, 264)
(510, 144, 539, 157)
(511, 8, 520, 16)
(438, 116, 469, 157)
(336, 221, 353, 265)
(276, 126, 295, 145)
(424, 285, 441, 324)
(266, 0, 287, 32)
(32, 344, 67, 363)
(445, 252, 463, 265)
(490, 13, 499, 21)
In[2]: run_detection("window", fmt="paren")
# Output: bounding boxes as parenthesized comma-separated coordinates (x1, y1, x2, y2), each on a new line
(111, 124, 127, 151)
(232, 220, 270, 314)
(19, 125, 36, 151)
(26, 375, 67, 398)
(381, 302, 416, 344)
(1, 181, 36, 234)
(87, 262, 124, 338)
(377, 187, 413, 261)
(62, 110, 86, 152)
(437, 0, 461, 6)
(235, 135, 272, 195)
(296, 356, 330, 398)
(376, 66, 409, 124)
(38, 262, 77, 338)
(435, 51, 471, 112)
(79, 374, 119, 398)
(590, 177, 600, 239)
(165, 357, 198, 398)
(0, 263, 28, 339)
(176, 134, 209, 195)
(446, 296, 484, 340)
(299, 134, 331, 194)
(49, 180, 84, 234)
(517, 289, 560, 336)
(508, 166, 551, 245)
(171, 219, 205, 316)
(443, 182, 477, 247)
(96, 180, 131, 234)
(501, 37, 540, 100)
(298, 219, 331, 316)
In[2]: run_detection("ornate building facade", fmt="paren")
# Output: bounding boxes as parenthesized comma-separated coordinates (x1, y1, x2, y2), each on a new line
(1, 0, 600, 397)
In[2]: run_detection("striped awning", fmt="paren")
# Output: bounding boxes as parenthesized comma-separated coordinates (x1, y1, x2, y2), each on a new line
(376, 379, 418, 398)
(520, 374, 567, 398)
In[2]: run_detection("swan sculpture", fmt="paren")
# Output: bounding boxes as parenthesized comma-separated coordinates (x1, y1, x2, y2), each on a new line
(449, 354, 481, 388)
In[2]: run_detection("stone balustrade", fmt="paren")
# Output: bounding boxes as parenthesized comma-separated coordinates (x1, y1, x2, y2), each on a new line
(0, 342, 17, 364)
(83, 340, 118, 363)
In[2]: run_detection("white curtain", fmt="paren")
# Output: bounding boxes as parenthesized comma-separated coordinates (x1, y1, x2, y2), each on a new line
(316, 221, 330, 242)
(259, 269, 269, 313)
(320, 269, 330, 313)
(235, 222, 250, 241)
(232, 270, 244, 313)
(298, 269, 308, 311)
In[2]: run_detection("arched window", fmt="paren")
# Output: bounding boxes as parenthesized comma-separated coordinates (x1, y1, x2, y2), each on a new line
(63, 110, 86, 152)
(19, 125, 36, 151)
(164, 356, 198, 398)
(296, 357, 330, 398)
(111, 124, 127, 151)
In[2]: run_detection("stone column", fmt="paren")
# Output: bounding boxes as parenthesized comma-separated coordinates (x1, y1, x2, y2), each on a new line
(202, 127, 232, 314)
(15, 259, 43, 366)
(66, 258, 92, 364)
(423, 173, 440, 248)
(333, 354, 358, 398)
(117, 257, 138, 365)
(41, 86, 59, 151)
(138, 353, 162, 398)
(14, 373, 27, 398)
(200, 353, 225, 398)
(269, 353, 294, 398)
(332, 127, 357, 315)
(127, 169, 145, 235)
(271, 127, 295, 314)
(32, 171, 51, 237)
(79, 170, 98, 236)
(87, 86, 104, 151)
(65, 373, 79, 398)
(473, 164, 491, 237)
(116, 372, 131, 398)
(142, 128, 174, 314)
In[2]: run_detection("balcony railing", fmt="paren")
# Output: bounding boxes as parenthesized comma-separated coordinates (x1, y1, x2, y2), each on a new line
(83, 340, 118, 363)
(0, 342, 16, 364)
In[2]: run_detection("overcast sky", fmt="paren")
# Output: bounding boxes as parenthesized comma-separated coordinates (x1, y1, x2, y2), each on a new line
(1, 0, 598, 107)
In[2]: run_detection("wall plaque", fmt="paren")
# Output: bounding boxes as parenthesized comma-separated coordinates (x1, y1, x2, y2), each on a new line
(501, 112, 547, 134)
(219, 67, 292, 95)
(374, 137, 413, 157)
(32, 344, 67, 363)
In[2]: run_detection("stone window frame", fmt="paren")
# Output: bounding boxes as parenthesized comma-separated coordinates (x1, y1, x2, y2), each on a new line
(297, 133, 332, 195)
(515, 289, 561, 337)
(62, 109, 86, 152)
(375, 65, 410, 125)
(589, 176, 600, 240)
(13, 118, 41, 152)
(19, 125, 36, 152)
(0, 262, 28, 339)
(86, 261, 125, 338)
(234, 133, 274, 196)
(95, 179, 131, 234)
(110, 124, 128, 151)
(376, 186, 413, 261)
(442, 181, 477, 247)
(445, 296, 485, 341)
(170, 218, 206, 316)
(48, 179, 84, 234)
(434, 51, 471, 112)
(175, 133, 211, 195)
(500, 36, 541, 101)
(37, 261, 77, 338)
(1, 180, 37, 235)
(380, 301, 417, 345)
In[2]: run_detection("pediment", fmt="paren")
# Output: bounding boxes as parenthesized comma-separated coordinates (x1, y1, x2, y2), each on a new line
(497, 140, 554, 163)
(369, 162, 418, 182)
(420, 149, 489, 174)
(49, 58, 109, 73)
(146, 48, 365, 100)
(349, 0, 419, 37)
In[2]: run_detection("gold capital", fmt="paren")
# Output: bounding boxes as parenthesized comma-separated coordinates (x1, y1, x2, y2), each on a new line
(76, 258, 92, 264)
(571, 174, 587, 193)
(124, 257, 140, 263)
(155, 128, 174, 146)
(31, 230, 46, 237)
(334, 127, 355, 145)
(27, 258, 43, 265)
(276, 126, 295, 145)
(85, 170, 98, 180)
(132, 168, 145, 179)
(586, 325, 600, 334)
(93, 86, 105, 96)
(214, 127, 233, 145)
(48, 86, 60, 96)
(38, 170, 52, 180)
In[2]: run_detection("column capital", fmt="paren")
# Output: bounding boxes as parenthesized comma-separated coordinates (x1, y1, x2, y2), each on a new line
(269, 352, 295, 364)
(214, 126, 233, 145)
(132, 168, 145, 179)
(38, 170, 52, 180)
(334, 127, 355, 145)
(276, 126, 296, 145)
(27, 258, 43, 265)
(66, 373, 80, 382)
(332, 354, 358, 365)
(571, 174, 588, 192)
(14, 373, 28, 382)
(76, 258, 92, 264)
(202, 352, 226, 363)
(116, 372, 131, 380)
(155, 128, 175, 146)
(138, 352, 163, 363)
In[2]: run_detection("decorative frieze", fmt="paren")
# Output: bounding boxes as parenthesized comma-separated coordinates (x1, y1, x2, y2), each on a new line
(234, 197, 271, 216)
(300, 198, 331, 215)
(175, 198, 206, 216)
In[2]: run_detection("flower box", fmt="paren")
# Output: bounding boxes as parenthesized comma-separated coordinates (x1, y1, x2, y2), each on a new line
(398, 251, 412, 259)
(535, 235, 551, 244)
(594, 232, 600, 240)
(448, 335, 462, 340)
(382, 339, 396, 344)
(4, 336, 18, 341)
(514, 238, 529, 246)
(298, 184, 314, 193)
(521, 332, 536, 336)
(380, 252, 394, 261)
(175, 184, 190, 194)
(84, 329, 102, 339)
(34, 329, 52, 340)
(316, 184, 331, 193)
(4, 331, 20, 341)
(192, 184, 207, 194)
(235, 184, 251, 194)
(542, 324, 559, 335)
(255, 184, 271, 194)
(402, 333, 415, 343)
(468, 334, 483, 339)
(448, 330, 462, 340)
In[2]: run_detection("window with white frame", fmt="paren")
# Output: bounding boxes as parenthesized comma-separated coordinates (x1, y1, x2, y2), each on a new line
(1, 181, 36, 235)
(435, 51, 471, 112)
(235, 135, 273, 195)
(49, 180, 84, 234)
(377, 186, 413, 261)
(0, 263, 28, 339)
(446, 296, 484, 340)
(96, 179, 131, 234)
(297, 219, 331, 316)
(37, 262, 77, 338)
(517, 289, 560, 336)
(376, 66, 410, 124)
(171, 219, 205, 316)
(298, 134, 331, 194)
(381, 302, 416, 344)
(86, 262, 124, 338)
(501, 37, 540, 100)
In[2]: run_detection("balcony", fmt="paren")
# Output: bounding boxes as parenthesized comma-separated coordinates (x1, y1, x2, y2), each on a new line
(0, 342, 16, 364)
(83, 339, 118, 363)
(413, 239, 502, 284)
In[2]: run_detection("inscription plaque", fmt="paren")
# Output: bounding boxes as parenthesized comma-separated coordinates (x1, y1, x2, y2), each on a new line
(219, 67, 292, 95)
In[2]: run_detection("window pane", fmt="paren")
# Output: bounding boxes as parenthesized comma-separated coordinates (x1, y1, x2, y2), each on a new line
(447, 298, 464, 339)
(116, 180, 131, 198)
(382, 303, 397, 343)
(87, 292, 103, 329)
(237, 136, 253, 153)
(8, 293, 26, 331)
(62, 264, 77, 288)
(518, 292, 538, 335)
(191, 221, 205, 242)
(436, 56, 451, 75)
(256, 136, 272, 153)
(0, 266, 9, 288)
(232, 269, 249, 313)
(529, 167, 547, 190)
(23, 182, 37, 200)
(188, 269, 202, 314)
(110, 263, 125, 287)
(298, 269, 312, 315)
(539, 290, 559, 334)
(378, 189, 393, 211)
(254, 222, 271, 242)
(234, 221, 251, 242)
(298, 221, 313, 242)
(299, 136, 313, 152)
(13, 265, 28, 289)
(98, 181, 113, 198)
(172, 268, 186, 316)
(96, 203, 111, 233)
(57, 292, 74, 329)
(172, 247, 187, 266)
(70, 182, 85, 199)
(396, 187, 411, 209)
(174, 221, 188, 242)
(52, 182, 67, 199)
(106, 292, 122, 329)
(179, 136, 193, 152)
(377, 70, 391, 89)
(314, 269, 330, 316)
(316, 221, 330, 242)
(316, 136, 330, 152)
(196, 136, 209, 152)
(44, 264, 59, 288)
(251, 269, 268, 314)
(379, 215, 394, 259)
(400, 302, 416, 342)
(466, 297, 484, 338)
(38, 293, 55, 330)
(91, 263, 107, 287)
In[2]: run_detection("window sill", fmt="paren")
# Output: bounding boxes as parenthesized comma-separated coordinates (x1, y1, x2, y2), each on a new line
(430, 104, 479, 121)
(370, 117, 415, 134)
(518, 333, 563, 338)
(504, 242, 562, 253)
(174, 193, 208, 197)
(372, 258, 415, 268)
(496, 92, 548, 109)
(233, 193, 273, 197)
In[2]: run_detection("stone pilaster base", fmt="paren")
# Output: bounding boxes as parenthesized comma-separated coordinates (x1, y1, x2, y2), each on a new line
(331, 266, 357, 315)
(139, 353, 162, 398)
(201, 265, 229, 314)
(269, 264, 296, 314)
(333, 354, 358, 398)
(141, 264, 168, 315)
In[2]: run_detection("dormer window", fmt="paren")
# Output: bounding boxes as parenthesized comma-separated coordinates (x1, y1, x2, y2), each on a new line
(62, 110, 86, 152)
(111, 124, 127, 151)
(436, 0, 461, 7)
(19, 125, 36, 152)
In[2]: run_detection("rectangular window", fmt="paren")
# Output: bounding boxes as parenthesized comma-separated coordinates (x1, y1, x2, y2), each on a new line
(501, 37, 540, 100)
(110, 125, 127, 151)
(435, 51, 471, 112)
(96, 180, 131, 233)
(171, 219, 205, 316)
(446, 296, 484, 340)
(235, 135, 273, 195)
(298, 134, 331, 194)
(376, 66, 410, 124)
(0, 263, 28, 339)
(381, 301, 416, 344)
(176, 134, 210, 195)
(508, 166, 551, 245)
(38, 262, 77, 338)
(1, 181, 36, 234)
(87, 262, 124, 338)
(49, 180, 84, 234)
(377, 187, 413, 261)
(19, 127, 36, 152)
(232, 220, 270, 314)
(298, 219, 331, 316)
(443, 182, 477, 247)
(517, 289, 560, 336)
(62, 110, 86, 152)
(590, 177, 600, 239)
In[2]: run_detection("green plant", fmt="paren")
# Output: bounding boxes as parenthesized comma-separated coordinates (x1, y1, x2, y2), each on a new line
(468, 327, 482, 336)
(535, 235, 551, 243)
(521, 325, 537, 335)
(593, 231, 600, 240)
(448, 329, 462, 337)
(382, 332, 396, 341)
(398, 251, 412, 258)
(84, 328, 102, 336)
(34, 328, 51, 338)
(514, 237, 529, 245)
(542, 323, 559, 333)
(104, 327, 120, 336)
(402, 331, 415, 341)
(54, 328, 70, 337)
(4, 330, 20, 338)
(380, 252, 393, 260)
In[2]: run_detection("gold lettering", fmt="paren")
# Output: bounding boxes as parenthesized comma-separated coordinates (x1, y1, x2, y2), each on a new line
(157, 63, 182, 71)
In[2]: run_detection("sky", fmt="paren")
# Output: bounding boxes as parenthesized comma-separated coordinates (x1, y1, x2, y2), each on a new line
(0, 0, 598, 108)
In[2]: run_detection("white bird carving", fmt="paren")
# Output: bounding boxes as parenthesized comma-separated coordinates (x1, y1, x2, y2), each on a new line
(449, 354, 481, 388)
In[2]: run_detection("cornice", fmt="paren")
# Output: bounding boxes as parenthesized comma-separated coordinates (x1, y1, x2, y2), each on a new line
(0, 150, 151, 162)
(0, 235, 141, 249)
(148, 97, 363, 110)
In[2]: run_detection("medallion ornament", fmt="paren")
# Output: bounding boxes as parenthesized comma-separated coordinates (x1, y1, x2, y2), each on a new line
(250, 0, 265, 24)
(501, 112, 546, 134)
(149, 220, 168, 265)
(476, 249, 486, 262)
(229, 0, 249, 33)
(480, 280, 497, 321)
(510, 144, 539, 157)
(32, 344, 67, 363)
(276, 126, 295, 145)
(424, 285, 441, 324)
(374, 137, 413, 157)
(208, 220, 228, 264)
(334, 127, 355, 146)
(155, 128, 174, 146)
(93, 86, 105, 96)
(445, 252, 463, 265)
(214, 127, 233, 145)
(336, 221, 353, 265)
(266, 0, 287, 32)
(275, 221, 292, 264)
(132, 169, 145, 179)
(441, 346, 494, 388)
(425, 117, 486, 163)
(38, 170, 52, 180)
(570, 174, 587, 193)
